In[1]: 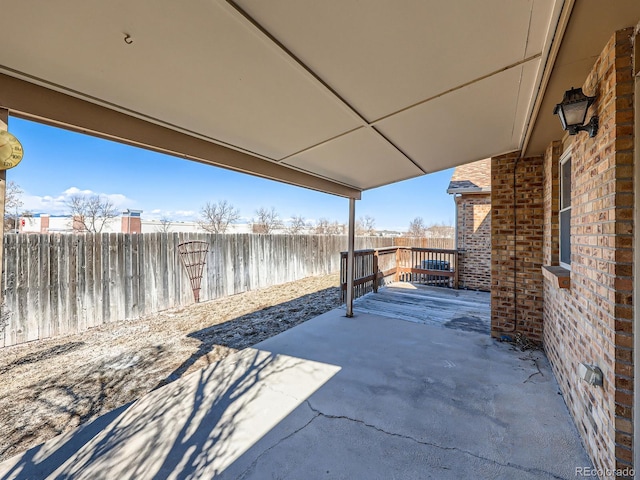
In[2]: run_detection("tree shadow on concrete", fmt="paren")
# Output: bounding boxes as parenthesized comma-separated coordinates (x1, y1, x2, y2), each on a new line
(0, 284, 340, 477)
(1, 349, 293, 480)
(155, 285, 340, 389)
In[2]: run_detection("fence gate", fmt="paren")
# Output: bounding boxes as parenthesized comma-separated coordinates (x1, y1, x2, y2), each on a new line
(177, 240, 209, 302)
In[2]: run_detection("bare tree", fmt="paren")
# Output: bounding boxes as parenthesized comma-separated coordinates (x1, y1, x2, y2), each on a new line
(156, 216, 173, 233)
(287, 215, 308, 234)
(253, 207, 283, 234)
(328, 221, 346, 235)
(66, 194, 119, 233)
(314, 218, 331, 235)
(406, 217, 427, 237)
(199, 200, 240, 233)
(426, 222, 455, 238)
(314, 218, 345, 235)
(355, 215, 376, 236)
(5, 181, 23, 232)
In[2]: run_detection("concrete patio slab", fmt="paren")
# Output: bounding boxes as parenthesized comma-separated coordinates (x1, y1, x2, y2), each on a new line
(0, 295, 592, 479)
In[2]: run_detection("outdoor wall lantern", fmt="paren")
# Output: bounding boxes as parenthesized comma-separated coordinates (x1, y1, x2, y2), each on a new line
(553, 87, 598, 137)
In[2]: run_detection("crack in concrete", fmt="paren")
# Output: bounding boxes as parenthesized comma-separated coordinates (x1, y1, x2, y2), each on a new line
(235, 399, 567, 480)
(235, 402, 319, 480)
(523, 354, 544, 384)
(305, 401, 567, 480)
(261, 383, 304, 403)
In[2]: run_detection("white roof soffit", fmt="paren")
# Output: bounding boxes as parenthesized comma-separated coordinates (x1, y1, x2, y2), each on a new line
(0, 0, 565, 194)
(524, 0, 640, 156)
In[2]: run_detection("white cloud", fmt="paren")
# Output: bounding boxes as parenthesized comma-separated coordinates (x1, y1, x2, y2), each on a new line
(22, 187, 135, 215)
(143, 209, 197, 221)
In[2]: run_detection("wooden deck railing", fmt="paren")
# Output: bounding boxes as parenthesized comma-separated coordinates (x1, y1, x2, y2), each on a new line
(340, 246, 460, 303)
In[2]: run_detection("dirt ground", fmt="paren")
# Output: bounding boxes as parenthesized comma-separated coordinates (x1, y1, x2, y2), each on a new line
(0, 273, 341, 462)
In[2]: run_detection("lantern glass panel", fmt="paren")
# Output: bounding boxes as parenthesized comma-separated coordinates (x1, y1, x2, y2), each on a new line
(562, 101, 589, 126)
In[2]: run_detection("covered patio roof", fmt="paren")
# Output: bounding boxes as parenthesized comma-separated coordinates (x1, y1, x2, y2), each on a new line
(0, 1, 639, 197)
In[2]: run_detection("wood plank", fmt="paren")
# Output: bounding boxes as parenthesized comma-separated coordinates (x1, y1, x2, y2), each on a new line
(137, 232, 146, 315)
(148, 233, 159, 313)
(26, 234, 40, 341)
(94, 233, 104, 325)
(15, 234, 29, 343)
(141, 233, 151, 313)
(107, 233, 119, 322)
(340, 274, 376, 290)
(66, 234, 76, 334)
(84, 234, 95, 328)
(39, 234, 51, 340)
(49, 235, 60, 338)
(58, 234, 69, 337)
(159, 233, 169, 309)
(101, 233, 111, 324)
(68, 235, 79, 334)
(398, 267, 454, 277)
(3, 235, 16, 346)
(242, 233, 250, 292)
(123, 234, 132, 319)
(131, 234, 140, 318)
(115, 233, 125, 321)
(173, 233, 183, 305)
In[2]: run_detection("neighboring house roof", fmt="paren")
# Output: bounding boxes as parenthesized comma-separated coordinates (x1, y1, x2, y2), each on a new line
(447, 158, 491, 194)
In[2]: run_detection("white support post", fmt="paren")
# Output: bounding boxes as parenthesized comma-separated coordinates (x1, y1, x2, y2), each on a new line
(346, 197, 356, 317)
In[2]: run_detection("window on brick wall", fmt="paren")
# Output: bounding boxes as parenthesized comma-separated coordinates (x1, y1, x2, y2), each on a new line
(559, 152, 571, 268)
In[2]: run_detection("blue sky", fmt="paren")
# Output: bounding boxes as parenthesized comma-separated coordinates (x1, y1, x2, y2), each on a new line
(7, 117, 455, 231)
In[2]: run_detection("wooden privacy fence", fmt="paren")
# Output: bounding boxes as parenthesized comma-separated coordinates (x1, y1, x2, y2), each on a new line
(0, 233, 403, 348)
(340, 246, 460, 303)
(393, 237, 454, 249)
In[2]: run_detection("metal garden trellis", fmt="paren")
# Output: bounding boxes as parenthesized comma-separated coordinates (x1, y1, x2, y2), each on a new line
(177, 240, 209, 302)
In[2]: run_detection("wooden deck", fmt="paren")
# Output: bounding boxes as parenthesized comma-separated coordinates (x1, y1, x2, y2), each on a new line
(353, 283, 490, 334)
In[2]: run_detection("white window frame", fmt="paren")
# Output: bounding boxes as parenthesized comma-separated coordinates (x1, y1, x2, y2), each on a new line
(559, 149, 572, 269)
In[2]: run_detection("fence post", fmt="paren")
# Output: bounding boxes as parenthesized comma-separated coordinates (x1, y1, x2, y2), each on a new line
(373, 250, 379, 293)
(453, 250, 459, 289)
(394, 248, 399, 282)
(340, 252, 346, 303)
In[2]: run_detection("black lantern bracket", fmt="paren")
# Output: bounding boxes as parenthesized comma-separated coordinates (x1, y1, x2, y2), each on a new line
(571, 115, 598, 137)
(553, 87, 598, 138)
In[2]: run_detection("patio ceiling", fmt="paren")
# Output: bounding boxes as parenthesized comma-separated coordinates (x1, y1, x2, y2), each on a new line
(0, 1, 638, 197)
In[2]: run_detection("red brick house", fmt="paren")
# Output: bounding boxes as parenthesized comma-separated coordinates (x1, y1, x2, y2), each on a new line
(2, 1, 640, 477)
(491, 28, 636, 475)
(447, 159, 491, 291)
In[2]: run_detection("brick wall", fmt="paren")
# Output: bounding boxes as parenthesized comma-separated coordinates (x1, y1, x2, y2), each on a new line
(542, 28, 634, 476)
(491, 152, 545, 342)
(456, 193, 491, 290)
